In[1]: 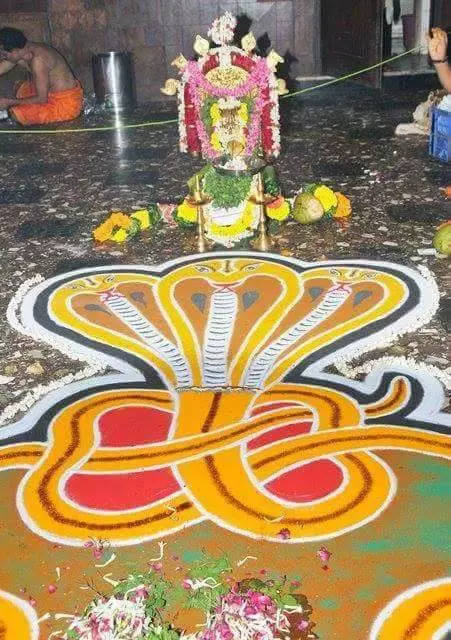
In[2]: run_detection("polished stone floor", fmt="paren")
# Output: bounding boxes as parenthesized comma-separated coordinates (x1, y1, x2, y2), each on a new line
(0, 84, 449, 414)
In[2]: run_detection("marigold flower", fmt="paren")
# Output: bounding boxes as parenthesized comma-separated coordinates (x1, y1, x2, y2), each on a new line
(333, 192, 352, 218)
(177, 200, 198, 224)
(313, 185, 338, 213)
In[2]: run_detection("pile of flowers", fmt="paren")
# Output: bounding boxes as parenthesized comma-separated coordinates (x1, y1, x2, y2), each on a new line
(292, 184, 351, 225)
(305, 184, 351, 219)
(62, 593, 170, 639)
(198, 589, 291, 640)
(60, 554, 318, 640)
(92, 207, 161, 244)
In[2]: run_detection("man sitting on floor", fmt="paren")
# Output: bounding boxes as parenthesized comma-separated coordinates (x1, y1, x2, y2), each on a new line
(0, 27, 83, 126)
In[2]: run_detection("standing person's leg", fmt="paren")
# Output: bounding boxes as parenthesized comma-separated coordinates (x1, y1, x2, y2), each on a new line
(383, 10, 393, 57)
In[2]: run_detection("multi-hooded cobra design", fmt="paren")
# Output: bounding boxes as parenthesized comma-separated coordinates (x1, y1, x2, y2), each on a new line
(0, 254, 449, 548)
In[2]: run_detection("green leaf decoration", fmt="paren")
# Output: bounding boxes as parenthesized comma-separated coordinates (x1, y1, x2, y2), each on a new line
(127, 217, 141, 238)
(203, 167, 252, 209)
(188, 554, 231, 581)
(148, 203, 162, 226)
(143, 625, 181, 640)
(113, 571, 173, 621)
(187, 165, 211, 194)
(304, 183, 319, 195)
(263, 165, 280, 197)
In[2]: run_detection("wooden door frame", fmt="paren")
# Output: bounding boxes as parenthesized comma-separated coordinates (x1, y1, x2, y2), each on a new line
(431, 0, 450, 28)
(320, 0, 384, 88)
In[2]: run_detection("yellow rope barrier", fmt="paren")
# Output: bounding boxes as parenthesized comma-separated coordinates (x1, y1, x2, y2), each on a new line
(0, 46, 422, 135)
(280, 46, 422, 99)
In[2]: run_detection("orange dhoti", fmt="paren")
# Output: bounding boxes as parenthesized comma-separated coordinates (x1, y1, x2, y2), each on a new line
(10, 80, 84, 126)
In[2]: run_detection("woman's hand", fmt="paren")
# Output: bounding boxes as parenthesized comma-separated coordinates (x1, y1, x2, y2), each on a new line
(427, 27, 448, 61)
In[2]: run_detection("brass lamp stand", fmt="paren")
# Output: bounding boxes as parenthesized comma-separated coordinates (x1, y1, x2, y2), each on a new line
(250, 171, 274, 251)
(186, 175, 212, 253)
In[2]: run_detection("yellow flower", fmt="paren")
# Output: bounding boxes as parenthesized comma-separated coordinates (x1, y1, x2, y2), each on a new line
(333, 192, 352, 218)
(131, 209, 151, 229)
(313, 186, 338, 213)
(93, 211, 134, 243)
(210, 131, 222, 152)
(238, 103, 248, 123)
(93, 219, 114, 243)
(177, 200, 198, 223)
(210, 103, 221, 126)
(267, 198, 290, 221)
(109, 212, 132, 229)
(110, 228, 128, 243)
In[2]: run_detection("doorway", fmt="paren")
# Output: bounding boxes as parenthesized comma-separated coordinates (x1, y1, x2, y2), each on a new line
(320, 0, 442, 88)
(383, 0, 435, 77)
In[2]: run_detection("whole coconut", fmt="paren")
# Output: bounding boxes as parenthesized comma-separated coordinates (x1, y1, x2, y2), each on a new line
(293, 192, 324, 224)
(433, 222, 451, 255)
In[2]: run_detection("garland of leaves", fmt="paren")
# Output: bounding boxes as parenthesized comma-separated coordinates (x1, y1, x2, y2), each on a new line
(203, 166, 253, 209)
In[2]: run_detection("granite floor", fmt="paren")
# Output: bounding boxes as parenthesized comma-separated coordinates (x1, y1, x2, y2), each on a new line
(0, 84, 449, 416)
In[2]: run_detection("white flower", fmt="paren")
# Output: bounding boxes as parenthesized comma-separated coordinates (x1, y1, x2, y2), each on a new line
(208, 13, 237, 45)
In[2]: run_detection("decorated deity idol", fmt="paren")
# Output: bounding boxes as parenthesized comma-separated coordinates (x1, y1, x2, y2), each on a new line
(161, 13, 291, 248)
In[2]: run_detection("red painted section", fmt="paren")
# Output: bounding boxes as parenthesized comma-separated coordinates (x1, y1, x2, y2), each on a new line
(65, 405, 178, 511)
(265, 459, 344, 503)
(247, 421, 313, 450)
(248, 403, 343, 503)
(98, 406, 172, 447)
(65, 402, 342, 511)
(66, 468, 180, 511)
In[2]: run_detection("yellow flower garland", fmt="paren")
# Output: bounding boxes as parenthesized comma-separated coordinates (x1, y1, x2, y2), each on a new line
(177, 200, 198, 224)
(93, 209, 153, 243)
(210, 102, 248, 125)
(208, 201, 255, 237)
(93, 211, 132, 243)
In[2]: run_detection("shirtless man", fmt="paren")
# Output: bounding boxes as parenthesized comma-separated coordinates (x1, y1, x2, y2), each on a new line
(427, 27, 451, 92)
(0, 27, 83, 125)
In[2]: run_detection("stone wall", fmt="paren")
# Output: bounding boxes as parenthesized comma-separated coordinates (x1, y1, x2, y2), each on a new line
(3, 1, 321, 104)
(47, 0, 109, 97)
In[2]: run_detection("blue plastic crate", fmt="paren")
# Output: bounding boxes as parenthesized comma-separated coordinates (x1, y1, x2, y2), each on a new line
(429, 106, 451, 164)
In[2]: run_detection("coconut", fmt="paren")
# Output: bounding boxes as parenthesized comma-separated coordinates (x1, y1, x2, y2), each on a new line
(433, 222, 451, 255)
(292, 192, 324, 224)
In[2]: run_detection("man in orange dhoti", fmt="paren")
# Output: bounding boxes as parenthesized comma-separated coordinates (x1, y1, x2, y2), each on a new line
(0, 28, 83, 126)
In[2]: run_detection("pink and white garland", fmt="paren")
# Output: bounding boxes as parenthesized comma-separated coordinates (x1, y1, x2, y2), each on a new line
(183, 58, 273, 159)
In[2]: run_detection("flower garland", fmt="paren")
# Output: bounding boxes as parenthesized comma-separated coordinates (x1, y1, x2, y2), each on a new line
(184, 59, 271, 159)
(208, 201, 256, 239)
(184, 59, 269, 100)
(0, 364, 104, 427)
(92, 208, 161, 244)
